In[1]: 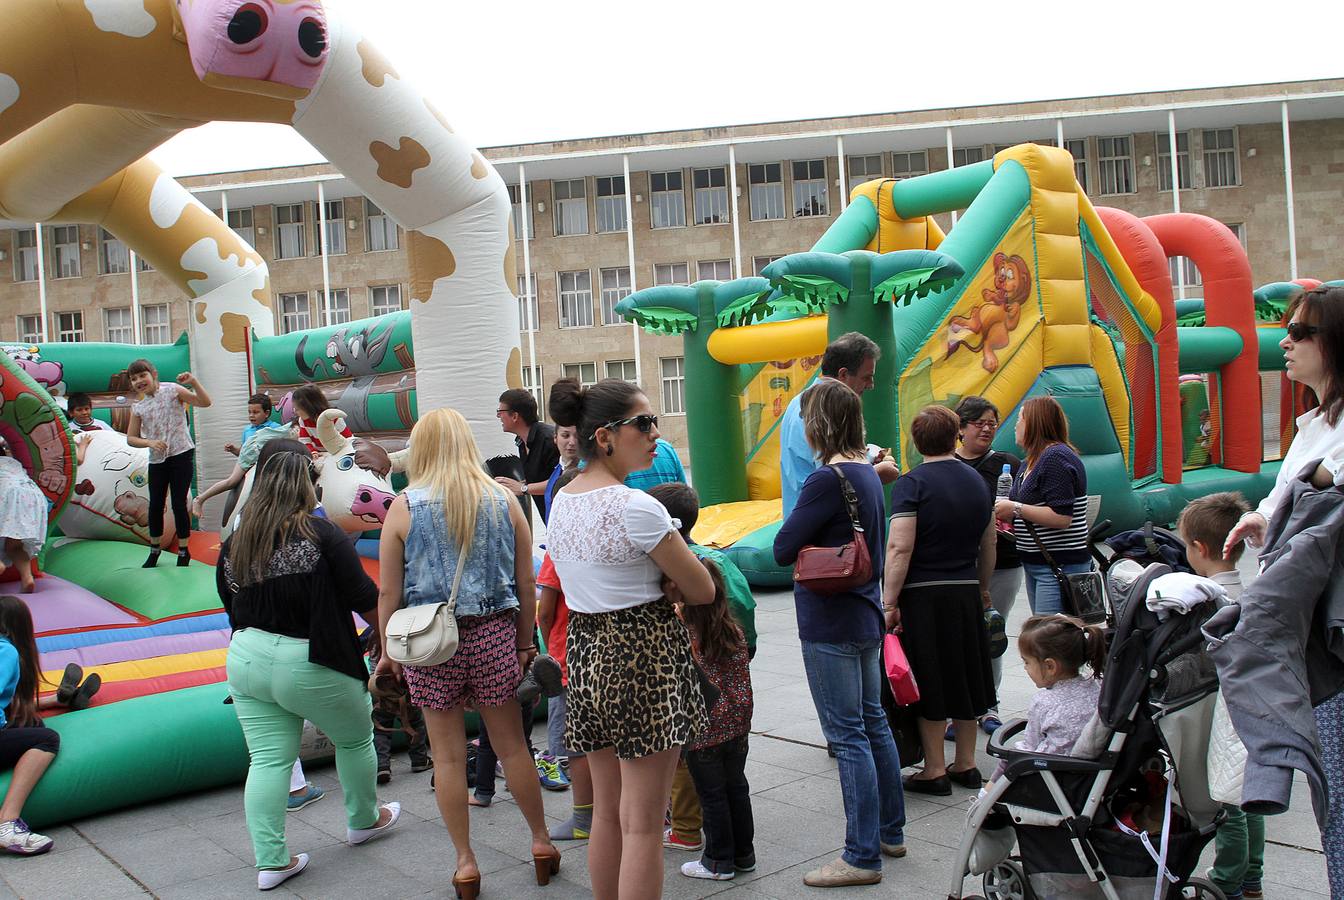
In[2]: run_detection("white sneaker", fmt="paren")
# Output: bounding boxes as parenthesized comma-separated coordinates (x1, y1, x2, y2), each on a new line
(258, 853, 308, 891)
(347, 802, 401, 845)
(681, 860, 734, 880)
(0, 818, 52, 856)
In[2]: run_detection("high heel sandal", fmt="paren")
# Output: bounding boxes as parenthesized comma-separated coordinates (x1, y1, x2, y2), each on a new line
(533, 847, 561, 886)
(452, 871, 481, 899)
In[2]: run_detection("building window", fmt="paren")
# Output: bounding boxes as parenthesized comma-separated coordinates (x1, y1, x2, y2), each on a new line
(595, 176, 627, 233)
(370, 284, 403, 317)
(13, 230, 38, 283)
(697, 259, 732, 282)
(660, 356, 685, 415)
(748, 163, 785, 221)
(522, 364, 543, 411)
(1156, 132, 1192, 192)
(104, 307, 133, 343)
(16, 314, 41, 343)
(1169, 256, 1201, 289)
(953, 147, 986, 168)
(563, 362, 597, 387)
(1097, 136, 1135, 195)
(650, 171, 686, 229)
(320, 288, 350, 325)
(365, 199, 399, 252)
(51, 225, 80, 278)
(55, 311, 84, 342)
(553, 179, 588, 236)
(847, 154, 883, 193)
(600, 267, 632, 326)
(228, 208, 255, 246)
(1203, 129, 1239, 188)
(1225, 222, 1246, 247)
(606, 359, 637, 382)
(654, 262, 689, 286)
(99, 228, 130, 275)
(1065, 139, 1088, 192)
(792, 159, 828, 217)
(142, 304, 170, 343)
(506, 184, 535, 239)
(279, 292, 311, 333)
(753, 255, 782, 276)
(692, 167, 729, 225)
(517, 274, 538, 332)
(315, 199, 346, 255)
(558, 270, 593, 328)
(891, 151, 927, 180)
(274, 203, 305, 259)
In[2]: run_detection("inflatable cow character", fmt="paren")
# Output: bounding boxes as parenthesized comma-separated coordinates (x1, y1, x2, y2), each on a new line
(223, 409, 395, 540)
(63, 431, 187, 547)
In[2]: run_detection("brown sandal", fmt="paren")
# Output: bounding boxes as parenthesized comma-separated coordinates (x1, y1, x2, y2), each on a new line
(533, 847, 561, 885)
(452, 871, 481, 899)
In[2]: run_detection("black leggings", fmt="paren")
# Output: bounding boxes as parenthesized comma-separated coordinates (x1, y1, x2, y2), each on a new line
(148, 449, 194, 540)
(0, 726, 59, 770)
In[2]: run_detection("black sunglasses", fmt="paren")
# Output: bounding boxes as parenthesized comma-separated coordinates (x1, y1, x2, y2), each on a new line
(1286, 321, 1320, 343)
(599, 414, 658, 434)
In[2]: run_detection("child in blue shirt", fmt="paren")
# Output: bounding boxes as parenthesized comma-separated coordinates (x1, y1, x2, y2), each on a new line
(193, 393, 288, 520)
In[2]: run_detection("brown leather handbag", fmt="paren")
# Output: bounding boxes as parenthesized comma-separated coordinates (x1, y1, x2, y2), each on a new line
(792, 465, 873, 594)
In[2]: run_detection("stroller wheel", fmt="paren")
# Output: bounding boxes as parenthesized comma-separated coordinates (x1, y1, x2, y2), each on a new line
(1178, 877, 1227, 899)
(982, 859, 1033, 900)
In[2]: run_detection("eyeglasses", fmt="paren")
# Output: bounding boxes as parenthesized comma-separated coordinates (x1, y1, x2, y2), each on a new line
(599, 414, 658, 434)
(495, 408, 510, 417)
(966, 419, 998, 431)
(1286, 322, 1320, 343)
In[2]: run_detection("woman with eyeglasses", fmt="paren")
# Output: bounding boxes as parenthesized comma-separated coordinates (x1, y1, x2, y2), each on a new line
(218, 449, 399, 892)
(954, 396, 1022, 736)
(544, 377, 715, 900)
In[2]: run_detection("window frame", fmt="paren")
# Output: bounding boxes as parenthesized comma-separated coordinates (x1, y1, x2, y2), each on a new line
(753, 255, 782, 276)
(660, 356, 686, 416)
(320, 288, 351, 326)
(103, 307, 134, 343)
(599, 266, 632, 326)
(891, 150, 928, 181)
(370, 284, 404, 317)
(653, 262, 689, 287)
(15, 314, 41, 344)
(227, 207, 255, 247)
(99, 228, 130, 275)
(594, 175, 627, 234)
(314, 198, 346, 256)
(1064, 138, 1089, 193)
(649, 170, 686, 230)
(791, 159, 829, 218)
(696, 259, 732, 282)
(557, 269, 594, 329)
(747, 162, 785, 221)
(562, 361, 598, 388)
(605, 359, 637, 382)
(273, 203, 306, 259)
(846, 153, 884, 193)
(1096, 135, 1136, 195)
(517, 274, 539, 332)
(1155, 131, 1192, 192)
(953, 147, 986, 168)
(553, 178, 589, 237)
(364, 198, 400, 252)
(522, 364, 544, 413)
(54, 310, 84, 342)
(50, 225, 81, 279)
(691, 166, 729, 226)
(1202, 128, 1240, 189)
(141, 304, 171, 344)
(278, 291, 311, 333)
(13, 229, 38, 283)
(506, 184, 536, 239)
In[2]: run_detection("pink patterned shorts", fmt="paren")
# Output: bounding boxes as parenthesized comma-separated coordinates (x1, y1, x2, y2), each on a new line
(403, 610, 522, 710)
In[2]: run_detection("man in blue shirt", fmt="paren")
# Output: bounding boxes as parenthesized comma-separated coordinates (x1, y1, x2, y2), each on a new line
(780, 332, 898, 516)
(624, 437, 686, 492)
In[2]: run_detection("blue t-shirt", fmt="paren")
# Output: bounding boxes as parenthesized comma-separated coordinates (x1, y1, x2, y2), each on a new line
(543, 462, 565, 524)
(778, 386, 817, 519)
(890, 459, 991, 585)
(625, 439, 687, 493)
(0, 637, 19, 729)
(773, 461, 886, 643)
(241, 421, 285, 445)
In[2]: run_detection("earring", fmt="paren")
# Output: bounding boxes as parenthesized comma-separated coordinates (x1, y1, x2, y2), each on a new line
(605, 444, 614, 457)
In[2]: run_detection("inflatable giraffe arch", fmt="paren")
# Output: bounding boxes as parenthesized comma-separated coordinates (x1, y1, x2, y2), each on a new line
(0, 0, 520, 500)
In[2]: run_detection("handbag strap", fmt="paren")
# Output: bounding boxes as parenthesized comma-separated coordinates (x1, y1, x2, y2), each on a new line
(445, 536, 471, 613)
(1023, 520, 1066, 579)
(827, 465, 865, 536)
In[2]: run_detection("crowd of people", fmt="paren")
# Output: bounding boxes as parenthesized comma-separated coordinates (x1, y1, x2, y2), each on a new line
(0, 287, 1338, 899)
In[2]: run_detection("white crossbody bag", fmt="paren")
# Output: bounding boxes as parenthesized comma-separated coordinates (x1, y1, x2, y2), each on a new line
(384, 537, 471, 667)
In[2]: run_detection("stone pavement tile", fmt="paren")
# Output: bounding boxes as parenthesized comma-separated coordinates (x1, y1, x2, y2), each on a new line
(741, 756, 816, 794)
(31, 822, 90, 854)
(742, 736, 837, 778)
(1258, 840, 1330, 895)
(0, 880, 20, 899)
(363, 814, 524, 880)
(0, 845, 148, 900)
(754, 773, 858, 817)
(454, 853, 595, 900)
(903, 803, 974, 851)
(157, 865, 293, 899)
(158, 783, 245, 822)
(72, 802, 187, 842)
(282, 842, 437, 898)
(757, 719, 826, 748)
(747, 796, 846, 855)
(90, 821, 250, 892)
(188, 807, 341, 865)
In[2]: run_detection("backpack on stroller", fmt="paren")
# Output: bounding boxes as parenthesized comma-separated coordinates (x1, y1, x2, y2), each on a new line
(947, 560, 1228, 900)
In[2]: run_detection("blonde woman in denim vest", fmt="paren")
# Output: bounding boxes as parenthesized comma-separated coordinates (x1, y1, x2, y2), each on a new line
(376, 408, 558, 900)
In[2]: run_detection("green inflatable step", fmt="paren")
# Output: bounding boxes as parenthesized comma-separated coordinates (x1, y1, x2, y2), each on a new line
(722, 520, 792, 587)
(44, 540, 221, 620)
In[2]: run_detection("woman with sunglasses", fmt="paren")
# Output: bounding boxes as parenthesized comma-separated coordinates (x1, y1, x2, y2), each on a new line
(545, 377, 715, 900)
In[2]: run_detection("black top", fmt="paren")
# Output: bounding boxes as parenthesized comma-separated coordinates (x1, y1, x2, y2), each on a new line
(890, 459, 992, 585)
(1011, 443, 1090, 566)
(217, 515, 379, 683)
(773, 462, 886, 644)
(516, 422, 559, 518)
(957, 448, 1022, 569)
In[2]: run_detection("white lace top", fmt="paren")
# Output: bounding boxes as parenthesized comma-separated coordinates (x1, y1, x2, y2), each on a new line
(546, 484, 676, 613)
(132, 382, 194, 463)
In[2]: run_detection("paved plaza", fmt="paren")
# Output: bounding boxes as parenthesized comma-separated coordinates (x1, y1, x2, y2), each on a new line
(0, 555, 1328, 899)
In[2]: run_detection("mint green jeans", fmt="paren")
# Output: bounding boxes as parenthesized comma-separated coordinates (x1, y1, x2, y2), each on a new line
(227, 628, 379, 869)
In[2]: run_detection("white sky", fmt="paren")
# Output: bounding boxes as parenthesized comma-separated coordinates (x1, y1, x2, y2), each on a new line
(148, 0, 1344, 177)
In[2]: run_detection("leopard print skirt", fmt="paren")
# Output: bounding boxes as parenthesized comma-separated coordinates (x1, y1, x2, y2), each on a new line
(564, 599, 708, 760)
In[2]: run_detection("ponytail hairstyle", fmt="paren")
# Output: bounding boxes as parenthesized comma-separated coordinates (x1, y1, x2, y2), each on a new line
(548, 376, 645, 460)
(679, 558, 745, 665)
(1018, 614, 1106, 679)
(0, 596, 44, 727)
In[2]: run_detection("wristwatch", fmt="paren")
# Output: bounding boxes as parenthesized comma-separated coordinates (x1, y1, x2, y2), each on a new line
(1012, 501, 1023, 518)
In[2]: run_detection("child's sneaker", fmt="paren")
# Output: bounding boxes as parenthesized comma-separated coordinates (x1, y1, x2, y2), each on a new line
(536, 752, 570, 791)
(287, 782, 325, 812)
(0, 819, 52, 855)
(681, 860, 733, 881)
(409, 757, 432, 773)
(517, 656, 563, 703)
(663, 828, 703, 851)
(1241, 881, 1262, 900)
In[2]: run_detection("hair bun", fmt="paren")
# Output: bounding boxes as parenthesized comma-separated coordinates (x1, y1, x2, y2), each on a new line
(547, 377, 584, 428)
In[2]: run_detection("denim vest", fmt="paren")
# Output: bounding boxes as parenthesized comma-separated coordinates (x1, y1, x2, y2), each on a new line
(403, 487, 517, 618)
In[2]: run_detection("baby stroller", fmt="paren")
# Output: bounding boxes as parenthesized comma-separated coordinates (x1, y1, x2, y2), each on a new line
(947, 560, 1227, 900)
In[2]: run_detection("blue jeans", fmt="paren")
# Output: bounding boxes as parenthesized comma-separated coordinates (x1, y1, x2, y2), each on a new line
(800, 639, 905, 871)
(1022, 560, 1093, 615)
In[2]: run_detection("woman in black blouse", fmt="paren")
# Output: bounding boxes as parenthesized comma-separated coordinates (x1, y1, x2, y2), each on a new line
(218, 451, 400, 891)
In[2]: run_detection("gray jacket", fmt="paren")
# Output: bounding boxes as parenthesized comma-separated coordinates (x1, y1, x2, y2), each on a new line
(1203, 459, 1344, 826)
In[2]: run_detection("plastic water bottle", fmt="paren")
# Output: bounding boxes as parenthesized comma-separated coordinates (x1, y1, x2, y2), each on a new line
(996, 463, 1013, 500)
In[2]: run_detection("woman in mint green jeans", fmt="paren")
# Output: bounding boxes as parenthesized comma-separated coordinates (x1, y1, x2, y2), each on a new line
(218, 450, 400, 892)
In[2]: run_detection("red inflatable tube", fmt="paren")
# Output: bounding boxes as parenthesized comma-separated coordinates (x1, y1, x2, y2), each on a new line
(42, 667, 227, 713)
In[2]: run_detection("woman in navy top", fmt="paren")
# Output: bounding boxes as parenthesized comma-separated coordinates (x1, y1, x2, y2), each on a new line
(774, 380, 905, 888)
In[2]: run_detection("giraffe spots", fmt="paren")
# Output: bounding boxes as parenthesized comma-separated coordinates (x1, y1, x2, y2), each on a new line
(471, 154, 488, 180)
(357, 39, 399, 87)
(218, 313, 251, 353)
(195, 302, 208, 325)
(370, 137, 431, 189)
(503, 213, 518, 293)
(408, 231, 456, 303)
(84, 0, 156, 37)
(423, 98, 453, 133)
(0, 75, 16, 117)
(505, 347, 523, 389)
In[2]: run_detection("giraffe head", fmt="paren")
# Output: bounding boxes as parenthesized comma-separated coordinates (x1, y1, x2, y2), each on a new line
(175, 0, 330, 99)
